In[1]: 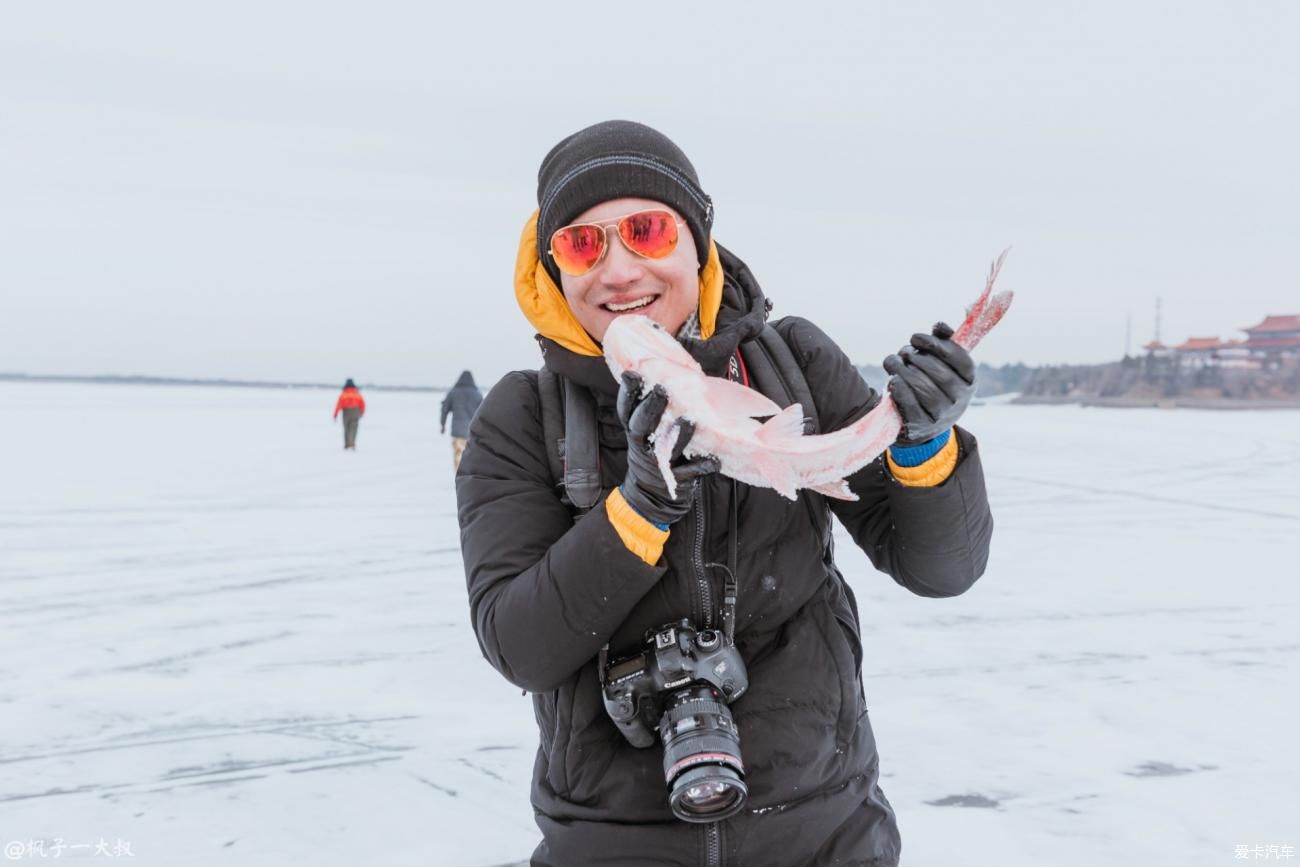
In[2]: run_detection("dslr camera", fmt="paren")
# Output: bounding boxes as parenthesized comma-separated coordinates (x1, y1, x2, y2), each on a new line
(600, 619, 750, 822)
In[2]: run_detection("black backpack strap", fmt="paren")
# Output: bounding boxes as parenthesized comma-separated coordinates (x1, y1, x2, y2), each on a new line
(738, 324, 832, 551)
(562, 382, 601, 512)
(739, 325, 820, 433)
(537, 366, 566, 495)
(536, 366, 601, 516)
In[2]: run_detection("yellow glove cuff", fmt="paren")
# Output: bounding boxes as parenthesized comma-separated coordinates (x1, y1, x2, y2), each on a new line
(887, 433, 959, 487)
(606, 488, 670, 565)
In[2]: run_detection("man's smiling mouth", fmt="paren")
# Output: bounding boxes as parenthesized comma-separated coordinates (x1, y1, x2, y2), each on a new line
(603, 296, 658, 312)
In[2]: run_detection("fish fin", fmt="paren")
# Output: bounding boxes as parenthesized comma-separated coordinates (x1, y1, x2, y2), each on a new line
(810, 479, 858, 501)
(752, 450, 800, 501)
(703, 378, 783, 418)
(755, 404, 806, 446)
(650, 415, 679, 499)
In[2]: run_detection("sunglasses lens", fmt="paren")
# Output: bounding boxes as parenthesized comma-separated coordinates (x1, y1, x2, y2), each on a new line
(550, 225, 605, 276)
(619, 211, 679, 259)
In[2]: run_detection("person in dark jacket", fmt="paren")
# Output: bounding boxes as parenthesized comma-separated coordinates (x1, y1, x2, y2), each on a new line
(332, 378, 365, 450)
(440, 370, 484, 470)
(456, 121, 993, 867)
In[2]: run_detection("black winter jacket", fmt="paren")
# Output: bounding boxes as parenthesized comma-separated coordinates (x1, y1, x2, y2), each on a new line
(456, 246, 993, 867)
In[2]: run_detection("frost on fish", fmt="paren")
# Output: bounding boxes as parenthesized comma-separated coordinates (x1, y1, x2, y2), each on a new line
(603, 250, 1014, 500)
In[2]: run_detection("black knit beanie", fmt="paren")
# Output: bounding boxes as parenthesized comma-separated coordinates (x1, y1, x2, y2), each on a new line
(536, 120, 713, 286)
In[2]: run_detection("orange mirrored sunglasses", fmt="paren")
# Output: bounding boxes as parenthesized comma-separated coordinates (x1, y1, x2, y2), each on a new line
(548, 209, 685, 277)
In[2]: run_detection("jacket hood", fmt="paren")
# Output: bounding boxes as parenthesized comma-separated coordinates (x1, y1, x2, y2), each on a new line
(513, 210, 768, 396)
(454, 371, 476, 389)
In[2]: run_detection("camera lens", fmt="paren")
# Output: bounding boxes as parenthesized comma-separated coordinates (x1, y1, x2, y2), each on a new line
(674, 769, 747, 817)
(659, 685, 748, 823)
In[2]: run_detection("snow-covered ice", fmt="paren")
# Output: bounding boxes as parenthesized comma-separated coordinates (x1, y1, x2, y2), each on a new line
(1, 381, 1296, 866)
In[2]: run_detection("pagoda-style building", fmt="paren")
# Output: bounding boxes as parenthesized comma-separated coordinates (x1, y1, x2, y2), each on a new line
(1145, 314, 1299, 367)
(1173, 336, 1221, 354)
(1240, 315, 1300, 359)
(1171, 336, 1223, 367)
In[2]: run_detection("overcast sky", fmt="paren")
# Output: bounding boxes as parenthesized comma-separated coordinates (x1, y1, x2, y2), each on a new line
(2, 0, 1297, 387)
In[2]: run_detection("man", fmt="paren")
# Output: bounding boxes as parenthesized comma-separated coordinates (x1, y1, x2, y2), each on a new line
(456, 120, 993, 866)
(332, 378, 365, 450)
(440, 370, 483, 470)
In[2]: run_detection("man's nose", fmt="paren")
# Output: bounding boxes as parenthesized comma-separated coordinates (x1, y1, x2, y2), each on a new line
(597, 235, 646, 286)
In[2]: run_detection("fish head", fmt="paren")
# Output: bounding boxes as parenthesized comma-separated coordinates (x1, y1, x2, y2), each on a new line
(602, 314, 693, 381)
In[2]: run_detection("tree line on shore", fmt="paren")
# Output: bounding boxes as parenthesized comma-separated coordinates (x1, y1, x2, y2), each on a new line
(1006, 355, 1300, 404)
(857, 357, 1300, 404)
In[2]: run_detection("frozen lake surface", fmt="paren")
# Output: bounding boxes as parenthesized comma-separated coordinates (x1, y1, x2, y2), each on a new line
(2, 381, 1297, 866)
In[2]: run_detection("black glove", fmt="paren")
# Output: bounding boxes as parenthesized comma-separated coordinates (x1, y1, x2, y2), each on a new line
(883, 323, 976, 445)
(616, 372, 720, 527)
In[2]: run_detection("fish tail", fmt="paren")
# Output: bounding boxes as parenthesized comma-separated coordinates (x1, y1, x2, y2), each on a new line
(954, 247, 1011, 348)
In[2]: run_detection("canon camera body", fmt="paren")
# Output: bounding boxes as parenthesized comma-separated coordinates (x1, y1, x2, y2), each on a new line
(600, 619, 750, 823)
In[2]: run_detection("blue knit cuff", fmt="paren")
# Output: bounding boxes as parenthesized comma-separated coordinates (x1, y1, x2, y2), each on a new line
(619, 485, 670, 531)
(889, 429, 952, 468)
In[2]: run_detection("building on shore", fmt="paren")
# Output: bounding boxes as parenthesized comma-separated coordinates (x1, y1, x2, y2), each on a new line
(1171, 336, 1222, 368)
(1142, 340, 1172, 358)
(1241, 315, 1300, 362)
(1146, 314, 1299, 368)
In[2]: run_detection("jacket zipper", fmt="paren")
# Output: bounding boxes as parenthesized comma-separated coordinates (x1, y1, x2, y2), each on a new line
(704, 822, 722, 867)
(699, 356, 741, 867)
(692, 484, 712, 629)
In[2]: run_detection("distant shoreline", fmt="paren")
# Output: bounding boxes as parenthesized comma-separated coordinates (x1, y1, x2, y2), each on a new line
(0, 372, 440, 393)
(1013, 395, 1300, 411)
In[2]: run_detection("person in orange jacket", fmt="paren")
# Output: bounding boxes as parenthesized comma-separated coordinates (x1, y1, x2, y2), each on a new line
(333, 378, 366, 449)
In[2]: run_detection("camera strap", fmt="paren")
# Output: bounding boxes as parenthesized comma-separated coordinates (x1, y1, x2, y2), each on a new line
(717, 355, 744, 647)
(722, 478, 739, 645)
